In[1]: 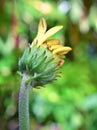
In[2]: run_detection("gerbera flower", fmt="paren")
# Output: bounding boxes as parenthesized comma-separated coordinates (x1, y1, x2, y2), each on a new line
(19, 18, 72, 87)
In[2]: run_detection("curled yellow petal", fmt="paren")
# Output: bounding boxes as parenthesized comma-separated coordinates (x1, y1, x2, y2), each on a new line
(50, 45, 63, 50)
(56, 60, 65, 69)
(45, 39, 60, 46)
(38, 26, 63, 45)
(53, 47, 72, 54)
(36, 18, 47, 38)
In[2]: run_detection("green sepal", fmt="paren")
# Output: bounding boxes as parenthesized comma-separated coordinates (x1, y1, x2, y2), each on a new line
(18, 44, 59, 87)
(18, 48, 30, 72)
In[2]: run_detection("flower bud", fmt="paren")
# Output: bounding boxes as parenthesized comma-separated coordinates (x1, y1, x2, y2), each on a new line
(18, 18, 72, 87)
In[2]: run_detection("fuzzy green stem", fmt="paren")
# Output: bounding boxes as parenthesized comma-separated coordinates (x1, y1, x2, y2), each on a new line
(19, 73, 31, 130)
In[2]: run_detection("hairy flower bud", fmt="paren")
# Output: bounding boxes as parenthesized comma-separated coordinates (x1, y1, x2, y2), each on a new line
(18, 18, 72, 87)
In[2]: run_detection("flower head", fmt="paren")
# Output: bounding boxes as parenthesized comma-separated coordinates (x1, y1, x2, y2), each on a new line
(19, 18, 72, 87)
(31, 18, 71, 67)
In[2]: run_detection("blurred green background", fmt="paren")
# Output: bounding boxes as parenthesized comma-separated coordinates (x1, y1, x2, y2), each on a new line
(0, 0, 97, 130)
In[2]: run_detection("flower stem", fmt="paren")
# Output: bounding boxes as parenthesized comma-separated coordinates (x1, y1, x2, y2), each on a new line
(19, 73, 31, 130)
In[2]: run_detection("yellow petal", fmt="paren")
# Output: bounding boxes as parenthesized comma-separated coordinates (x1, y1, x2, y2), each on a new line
(45, 39, 60, 46)
(36, 18, 47, 38)
(53, 47, 72, 54)
(56, 60, 65, 68)
(38, 26, 63, 45)
(50, 44, 63, 50)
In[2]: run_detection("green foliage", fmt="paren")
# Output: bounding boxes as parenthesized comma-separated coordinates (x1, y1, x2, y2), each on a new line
(31, 59, 97, 130)
(0, 0, 97, 130)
